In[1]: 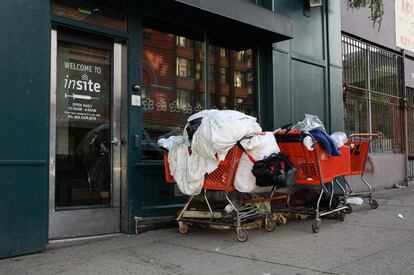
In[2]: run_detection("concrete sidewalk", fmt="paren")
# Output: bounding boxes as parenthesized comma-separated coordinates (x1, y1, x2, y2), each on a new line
(1, 188, 414, 275)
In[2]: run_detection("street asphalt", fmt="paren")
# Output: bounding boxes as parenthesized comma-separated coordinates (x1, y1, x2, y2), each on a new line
(1, 187, 414, 275)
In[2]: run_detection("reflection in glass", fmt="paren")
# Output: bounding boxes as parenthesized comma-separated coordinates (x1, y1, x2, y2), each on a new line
(141, 27, 257, 160)
(209, 46, 256, 116)
(142, 28, 204, 160)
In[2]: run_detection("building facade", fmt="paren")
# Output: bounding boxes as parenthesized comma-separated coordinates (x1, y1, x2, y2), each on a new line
(0, 0, 342, 258)
(341, 0, 413, 190)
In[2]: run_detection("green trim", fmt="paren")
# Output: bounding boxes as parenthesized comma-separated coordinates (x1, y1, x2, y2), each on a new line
(322, 0, 331, 132)
(135, 162, 164, 168)
(126, 10, 142, 233)
(0, 160, 47, 166)
(290, 52, 326, 68)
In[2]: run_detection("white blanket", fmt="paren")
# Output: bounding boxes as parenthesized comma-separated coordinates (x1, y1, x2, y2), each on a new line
(163, 110, 262, 195)
(234, 132, 280, 193)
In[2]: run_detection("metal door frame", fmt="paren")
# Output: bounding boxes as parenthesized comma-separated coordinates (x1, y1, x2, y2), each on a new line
(48, 28, 123, 239)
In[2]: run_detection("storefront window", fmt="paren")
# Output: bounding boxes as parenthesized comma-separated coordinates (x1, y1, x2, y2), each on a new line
(142, 28, 204, 160)
(55, 40, 112, 207)
(141, 27, 257, 160)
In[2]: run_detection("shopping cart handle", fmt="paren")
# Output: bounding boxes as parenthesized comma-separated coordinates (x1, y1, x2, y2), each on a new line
(349, 133, 379, 137)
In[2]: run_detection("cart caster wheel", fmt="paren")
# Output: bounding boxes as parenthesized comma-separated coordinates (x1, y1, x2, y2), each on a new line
(339, 211, 345, 222)
(344, 204, 353, 214)
(312, 219, 321, 233)
(369, 199, 379, 209)
(178, 222, 189, 234)
(236, 228, 248, 242)
(264, 218, 276, 232)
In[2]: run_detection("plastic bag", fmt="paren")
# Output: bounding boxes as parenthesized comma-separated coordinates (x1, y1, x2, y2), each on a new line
(330, 132, 348, 148)
(292, 114, 326, 132)
(186, 117, 203, 139)
(157, 136, 188, 150)
(303, 136, 314, 151)
(252, 152, 296, 187)
(347, 196, 363, 205)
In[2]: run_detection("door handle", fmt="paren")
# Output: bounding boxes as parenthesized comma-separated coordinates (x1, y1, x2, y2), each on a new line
(111, 138, 120, 146)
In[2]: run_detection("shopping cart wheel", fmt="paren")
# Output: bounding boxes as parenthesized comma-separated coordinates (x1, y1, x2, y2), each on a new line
(312, 219, 321, 233)
(369, 199, 379, 209)
(344, 204, 353, 214)
(264, 218, 276, 232)
(339, 211, 346, 222)
(236, 228, 248, 242)
(178, 222, 189, 234)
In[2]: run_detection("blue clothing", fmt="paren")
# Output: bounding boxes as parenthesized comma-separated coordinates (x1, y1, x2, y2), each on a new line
(309, 129, 341, 156)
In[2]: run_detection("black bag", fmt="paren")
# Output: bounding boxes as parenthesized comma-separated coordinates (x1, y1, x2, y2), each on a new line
(251, 152, 296, 187)
(186, 117, 203, 139)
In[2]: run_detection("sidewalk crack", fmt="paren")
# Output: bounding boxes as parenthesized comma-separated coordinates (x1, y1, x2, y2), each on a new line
(159, 240, 338, 275)
(326, 238, 414, 272)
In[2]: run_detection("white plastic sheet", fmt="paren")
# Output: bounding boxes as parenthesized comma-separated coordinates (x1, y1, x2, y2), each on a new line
(347, 196, 363, 205)
(191, 110, 261, 168)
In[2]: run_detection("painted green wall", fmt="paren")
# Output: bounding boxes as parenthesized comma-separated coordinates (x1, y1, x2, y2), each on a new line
(272, 0, 343, 132)
(0, 0, 50, 258)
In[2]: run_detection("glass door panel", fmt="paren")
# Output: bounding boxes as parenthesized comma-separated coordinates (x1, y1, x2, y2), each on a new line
(55, 40, 112, 207)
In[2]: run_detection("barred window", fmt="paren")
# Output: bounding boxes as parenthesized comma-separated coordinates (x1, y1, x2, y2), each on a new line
(342, 34, 404, 153)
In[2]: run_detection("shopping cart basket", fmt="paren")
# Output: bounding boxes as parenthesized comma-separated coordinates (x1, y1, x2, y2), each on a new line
(343, 133, 379, 212)
(274, 130, 350, 233)
(163, 135, 276, 242)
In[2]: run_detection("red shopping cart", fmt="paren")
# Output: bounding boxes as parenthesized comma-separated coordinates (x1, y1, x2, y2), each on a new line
(274, 130, 350, 233)
(163, 135, 276, 242)
(344, 133, 379, 211)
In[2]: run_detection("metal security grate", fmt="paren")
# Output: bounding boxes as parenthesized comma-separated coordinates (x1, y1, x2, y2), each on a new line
(342, 34, 404, 154)
(407, 87, 414, 179)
